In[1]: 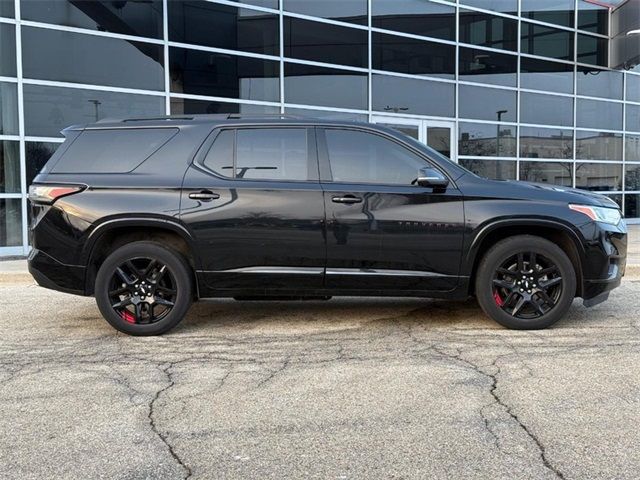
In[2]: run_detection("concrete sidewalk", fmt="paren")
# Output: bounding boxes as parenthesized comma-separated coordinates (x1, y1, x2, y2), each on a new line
(2, 225, 639, 281)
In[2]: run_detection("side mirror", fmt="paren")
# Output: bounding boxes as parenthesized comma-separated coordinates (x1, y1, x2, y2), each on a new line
(415, 167, 449, 189)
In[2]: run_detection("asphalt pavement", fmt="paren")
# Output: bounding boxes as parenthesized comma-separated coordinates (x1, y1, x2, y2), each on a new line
(1, 274, 640, 479)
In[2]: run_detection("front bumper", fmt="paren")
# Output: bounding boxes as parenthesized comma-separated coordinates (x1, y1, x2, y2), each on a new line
(28, 248, 86, 296)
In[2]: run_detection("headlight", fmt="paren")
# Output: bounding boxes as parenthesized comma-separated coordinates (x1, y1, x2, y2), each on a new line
(569, 204, 622, 225)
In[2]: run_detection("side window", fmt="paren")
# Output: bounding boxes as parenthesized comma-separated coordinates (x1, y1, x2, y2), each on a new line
(236, 128, 308, 181)
(324, 129, 427, 185)
(202, 129, 234, 177)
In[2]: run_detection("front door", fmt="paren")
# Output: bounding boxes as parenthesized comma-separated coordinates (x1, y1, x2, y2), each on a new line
(371, 116, 457, 162)
(317, 126, 465, 294)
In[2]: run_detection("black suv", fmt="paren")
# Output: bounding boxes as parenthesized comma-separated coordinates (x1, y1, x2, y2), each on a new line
(28, 115, 627, 335)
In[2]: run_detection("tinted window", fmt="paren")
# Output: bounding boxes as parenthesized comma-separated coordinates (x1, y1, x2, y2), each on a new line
(626, 195, 640, 218)
(577, 67, 623, 100)
(235, 129, 309, 181)
(626, 135, 640, 162)
(372, 74, 454, 117)
(0, 140, 20, 193)
(627, 74, 640, 103)
(458, 85, 516, 122)
(459, 10, 517, 52)
(239, 0, 278, 8)
(575, 163, 622, 191)
(626, 164, 640, 189)
(521, 23, 574, 61)
(577, 34, 608, 67)
(521, 0, 574, 27)
(0, 82, 18, 135)
(371, 0, 455, 41)
(578, 1, 608, 35)
(26, 141, 60, 188)
(22, 27, 164, 91)
(21, 0, 163, 39)
(51, 128, 178, 173)
(577, 99, 622, 130)
(0, 24, 16, 77)
(170, 99, 279, 115)
(626, 105, 640, 133)
(459, 159, 516, 180)
(0, 198, 21, 247)
(519, 127, 573, 159)
(520, 92, 573, 127)
(23, 84, 165, 137)
(373, 32, 455, 78)
(520, 161, 573, 187)
(168, 1, 279, 55)
(284, 0, 367, 25)
(520, 58, 573, 94)
(458, 47, 517, 87)
(0, 0, 14, 18)
(284, 63, 368, 110)
(325, 129, 427, 185)
(576, 131, 622, 161)
(284, 17, 367, 68)
(459, 122, 516, 157)
(284, 108, 368, 122)
(202, 130, 234, 177)
(459, 1, 517, 14)
(169, 47, 279, 102)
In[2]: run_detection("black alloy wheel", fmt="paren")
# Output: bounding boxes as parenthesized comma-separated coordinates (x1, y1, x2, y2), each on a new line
(95, 242, 193, 335)
(476, 235, 576, 330)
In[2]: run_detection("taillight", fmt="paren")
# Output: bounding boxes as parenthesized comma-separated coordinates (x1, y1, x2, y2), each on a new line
(28, 184, 86, 205)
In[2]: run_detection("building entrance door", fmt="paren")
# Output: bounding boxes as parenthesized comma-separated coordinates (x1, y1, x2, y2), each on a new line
(371, 116, 457, 162)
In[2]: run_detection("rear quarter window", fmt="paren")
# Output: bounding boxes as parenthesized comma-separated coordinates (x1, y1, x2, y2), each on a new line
(50, 127, 178, 173)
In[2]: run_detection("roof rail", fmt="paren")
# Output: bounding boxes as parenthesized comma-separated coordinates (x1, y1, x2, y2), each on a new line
(94, 113, 314, 124)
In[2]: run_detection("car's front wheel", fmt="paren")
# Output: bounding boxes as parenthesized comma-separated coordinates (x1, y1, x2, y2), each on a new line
(95, 241, 193, 335)
(475, 235, 576, 330)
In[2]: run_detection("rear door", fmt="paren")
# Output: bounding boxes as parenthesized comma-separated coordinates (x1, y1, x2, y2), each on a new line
(317, 126, 465, 293)
(180, 125, 325, 293)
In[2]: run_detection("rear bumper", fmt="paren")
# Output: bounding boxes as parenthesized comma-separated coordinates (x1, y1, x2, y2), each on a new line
(28, 248, 86, 295)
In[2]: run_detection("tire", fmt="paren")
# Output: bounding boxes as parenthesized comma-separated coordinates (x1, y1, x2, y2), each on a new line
(475, 235, 576, 330)
(95, 241, 193, 335)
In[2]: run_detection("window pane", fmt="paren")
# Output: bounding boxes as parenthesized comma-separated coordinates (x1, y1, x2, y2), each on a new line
(0, 0, 15, 18)
(521, 92, 573, 127)
(521, 23, 574, 61)
(577, 99, 622, 130)
(0, 198, 22, 247)
(371, 0, 455, 41)
(627, 104, 640, 133)
(578, 1, 608, 35)
(459, 10, 517, 52)
(202, 130, 234, 177)
(626, 135, 640, 162)
(577, 34, 608, 67)
(284, 17, 367, 68)
(520, 161, 573, 187)
(0, 24, 16, 77)
(284, 108, 368, 122)
(284, 0, 367, 25)
(169, 47, 280, 102)
(459, 47, 517, 87)
(52, 128, 178, 174)
(168, 1, 279, 55)
(239, 0, 278, 8)
(22, 27, 164, 91)
(627, 74, 640, 103)
(519, 126, 573, 159)
(576, 131, 622, 161)
(372, 32, 455, 78)
(577, 67, 623, 100)
(458, 85, 516, 122)
(23, 84, 165, 137)
(236, 128, 309, 181)
(21, 0, 163, 39)
(0, 82, 18, 135)
(459, 122, 516, 157)
(284, 63, 367, 110)
(605, 194, 622, 209)
(521, 0, 574, 27)
(459, 159, 516, 180)
(626, 195, 640, 218)
(170, 98, 279, 115)
(626, 165, 640, 191)
(575, 163, 622, 191)
(520, 57, 573, 94)
(459, 1, 517, 15)
(372, 74, 454, 117)
(0, 140, 19, 193)
(325, 129, 427, 185)
(26, 142, 60, 187)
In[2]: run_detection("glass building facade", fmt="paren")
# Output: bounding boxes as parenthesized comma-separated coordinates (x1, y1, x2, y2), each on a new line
(0, 0, 639, 255)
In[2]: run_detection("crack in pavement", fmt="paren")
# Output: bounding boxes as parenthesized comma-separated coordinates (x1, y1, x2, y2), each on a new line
(432, 345, 566, 480)
(148, 362, 193, 480)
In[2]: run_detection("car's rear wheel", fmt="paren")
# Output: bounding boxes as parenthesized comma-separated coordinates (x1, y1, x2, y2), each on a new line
(475, 235, 576, 330)
(95, 241, 193, 335)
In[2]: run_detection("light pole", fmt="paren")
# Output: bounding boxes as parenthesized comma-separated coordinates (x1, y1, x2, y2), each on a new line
(496, 110, 507, 179)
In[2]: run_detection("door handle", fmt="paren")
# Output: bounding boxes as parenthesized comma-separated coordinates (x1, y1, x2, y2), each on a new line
(332, 195, 363, 204)
(188, 190, 220, 201)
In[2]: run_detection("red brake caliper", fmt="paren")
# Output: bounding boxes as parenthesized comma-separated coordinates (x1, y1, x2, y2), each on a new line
(493, 291, 504, 307)
(120, 310, 136, 324)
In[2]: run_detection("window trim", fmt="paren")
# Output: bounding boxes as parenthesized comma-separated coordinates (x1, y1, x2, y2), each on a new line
(316, 125, 455, 187)
(193, 125, 320, 184)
